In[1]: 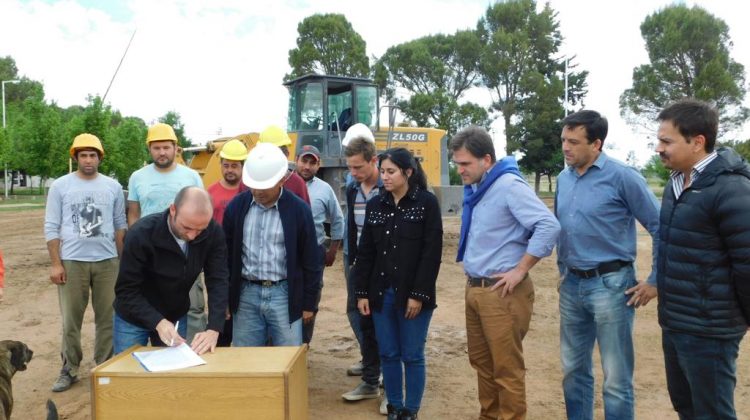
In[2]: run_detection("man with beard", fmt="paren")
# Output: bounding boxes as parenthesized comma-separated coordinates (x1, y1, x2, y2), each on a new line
(113, 186, 228, 355)
(207, 139, 249, 225)
(206, 139, 248, 346)
(295, 144, 344, 344)
(45, 134, 126, 392)
(127, 123, 206, 342)
(654, 99, 750, 419)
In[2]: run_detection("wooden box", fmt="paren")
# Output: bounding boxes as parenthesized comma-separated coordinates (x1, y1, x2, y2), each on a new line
(90, 346, 308, 420)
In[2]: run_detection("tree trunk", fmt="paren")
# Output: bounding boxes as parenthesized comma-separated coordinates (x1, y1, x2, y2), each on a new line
(503, 111, 513, 155)
(547, 173, 553, 193)
(534, 171, 541, 194)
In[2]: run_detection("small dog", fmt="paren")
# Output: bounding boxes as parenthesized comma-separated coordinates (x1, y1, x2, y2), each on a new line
(0, 340, 33, 420)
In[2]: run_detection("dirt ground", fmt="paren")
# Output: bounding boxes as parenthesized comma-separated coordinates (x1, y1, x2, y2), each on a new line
(2, 207, 749, 419)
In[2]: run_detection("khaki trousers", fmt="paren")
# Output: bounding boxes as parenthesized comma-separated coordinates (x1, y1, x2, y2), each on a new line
(465, 275, 534, 420)
(59, 259, 118, 376)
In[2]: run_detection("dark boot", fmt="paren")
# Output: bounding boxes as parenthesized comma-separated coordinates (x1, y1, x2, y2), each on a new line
(386, 404, 399, 420)
(398, 408, 418, 420)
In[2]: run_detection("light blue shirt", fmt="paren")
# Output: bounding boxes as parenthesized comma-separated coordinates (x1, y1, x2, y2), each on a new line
(306, 177, 344, 245)
(556, 153, 660, 285)
(463, 172, 560, 277)
(241, 192, 287, 281)
(44, 173, 127, 261)
(127, 163, 203, 217)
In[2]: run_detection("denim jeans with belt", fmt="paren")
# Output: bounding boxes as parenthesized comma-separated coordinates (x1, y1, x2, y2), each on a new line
(232, 280, 302, 347)
(559, 265, 636, 420)
(662, 329, 742, 420)
(113, 312, 187, 354)
(372, 288, 433, 413)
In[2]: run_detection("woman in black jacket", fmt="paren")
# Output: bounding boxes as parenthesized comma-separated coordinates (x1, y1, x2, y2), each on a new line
(353, 147, 442, 420)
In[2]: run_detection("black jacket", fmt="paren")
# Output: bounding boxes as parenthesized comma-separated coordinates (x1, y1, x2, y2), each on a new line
(223, 189, 322, 322)
(345, 180, 386, 264)
(352, 186, 443, 311)
(114, 210, 229, 332)
(657, 147, 750, 338)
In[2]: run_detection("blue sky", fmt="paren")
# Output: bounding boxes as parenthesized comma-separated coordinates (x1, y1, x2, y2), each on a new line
(3, 0, 749, 166)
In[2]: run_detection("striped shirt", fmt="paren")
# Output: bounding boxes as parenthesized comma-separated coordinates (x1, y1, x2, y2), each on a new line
(354, 183, 380, 244)
(354, 183, 380, 245)
(241, 191, 287, 281)
(670, 151, 718, 199)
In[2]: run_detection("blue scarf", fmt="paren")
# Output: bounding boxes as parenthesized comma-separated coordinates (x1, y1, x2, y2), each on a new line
(456, 156, 522, 262)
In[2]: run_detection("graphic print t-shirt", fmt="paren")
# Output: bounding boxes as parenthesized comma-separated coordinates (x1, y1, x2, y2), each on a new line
(44, 173, 127, 261)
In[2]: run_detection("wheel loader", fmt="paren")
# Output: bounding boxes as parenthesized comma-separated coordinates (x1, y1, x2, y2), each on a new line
(182, 74, 462, 215)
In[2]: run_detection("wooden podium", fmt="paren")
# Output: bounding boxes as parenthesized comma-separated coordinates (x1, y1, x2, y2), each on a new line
(90, 346, 308, 420)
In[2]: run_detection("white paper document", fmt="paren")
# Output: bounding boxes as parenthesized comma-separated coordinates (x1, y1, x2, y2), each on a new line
(132, 343, 207, 372)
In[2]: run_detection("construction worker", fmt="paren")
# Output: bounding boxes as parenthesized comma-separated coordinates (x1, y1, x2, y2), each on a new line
(126, 123, 207, 343)
(207, 139, 249, 225)
(44, 134, 127, 392)
(295, 144, 345, 344)
(206, 138, 248, 346)
(223, 143, 321, 347)
(257, 125, 310, 205)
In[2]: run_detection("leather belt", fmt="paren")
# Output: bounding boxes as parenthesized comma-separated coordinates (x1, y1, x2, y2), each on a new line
(247, 279, 286, 287)
(467, 277, 499, 287)
(568, 260, 630, 279)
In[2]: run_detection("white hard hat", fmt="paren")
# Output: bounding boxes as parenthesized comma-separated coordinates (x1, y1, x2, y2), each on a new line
(242, 142, 289, 189)
(343, 123, 375, 146)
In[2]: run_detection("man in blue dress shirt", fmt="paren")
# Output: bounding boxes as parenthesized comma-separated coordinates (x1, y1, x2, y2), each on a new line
(555, 110, 660, 420)
(451, 126, 560, 420)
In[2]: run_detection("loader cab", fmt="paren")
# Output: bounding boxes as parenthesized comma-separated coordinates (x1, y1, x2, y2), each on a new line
(284, 74, 379, 167)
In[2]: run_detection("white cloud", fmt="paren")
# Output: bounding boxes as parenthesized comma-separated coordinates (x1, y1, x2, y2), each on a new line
(1, 0, 748, 168)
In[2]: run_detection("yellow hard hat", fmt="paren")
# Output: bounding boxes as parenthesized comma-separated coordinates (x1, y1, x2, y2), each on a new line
(219, 139, 249, 161)
(70, 133, 105, 158)
(242, 142, 289, 189)
(146, 123, 178, 144)
(258, 125, 292, 147)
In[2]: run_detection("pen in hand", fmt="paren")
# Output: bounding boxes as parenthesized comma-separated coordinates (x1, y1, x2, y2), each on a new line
(170, 321, 180, 346)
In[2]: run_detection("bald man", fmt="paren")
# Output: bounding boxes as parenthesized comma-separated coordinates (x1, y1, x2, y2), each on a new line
(113, 186, 229, 355)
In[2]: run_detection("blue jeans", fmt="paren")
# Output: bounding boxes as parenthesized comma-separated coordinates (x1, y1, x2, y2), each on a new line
(344, 253, 381, 384)
(232, 280, 302, 346)
(372, 288, 433, 413)
(662, 329, 742, 420)
(113, 312, 187, 354)
(559, 265, 636, 420)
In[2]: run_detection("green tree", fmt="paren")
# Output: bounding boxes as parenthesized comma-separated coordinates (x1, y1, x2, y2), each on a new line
(111, 115, 148, 186)
(620, 5, 749, 133)
(286, 14, 369, 80)
(513, 70, 566, 193)
(374, 30, 487, 134)
(477, 0, 563, 154)
(641, 154, 670, 185)
(729, 138, 750, 162)
(10, 97, 67, 190)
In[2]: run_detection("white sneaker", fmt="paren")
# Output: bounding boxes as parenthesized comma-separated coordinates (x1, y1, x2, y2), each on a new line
(380, 396, 389, 415)
(341, 381, 379, 401)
